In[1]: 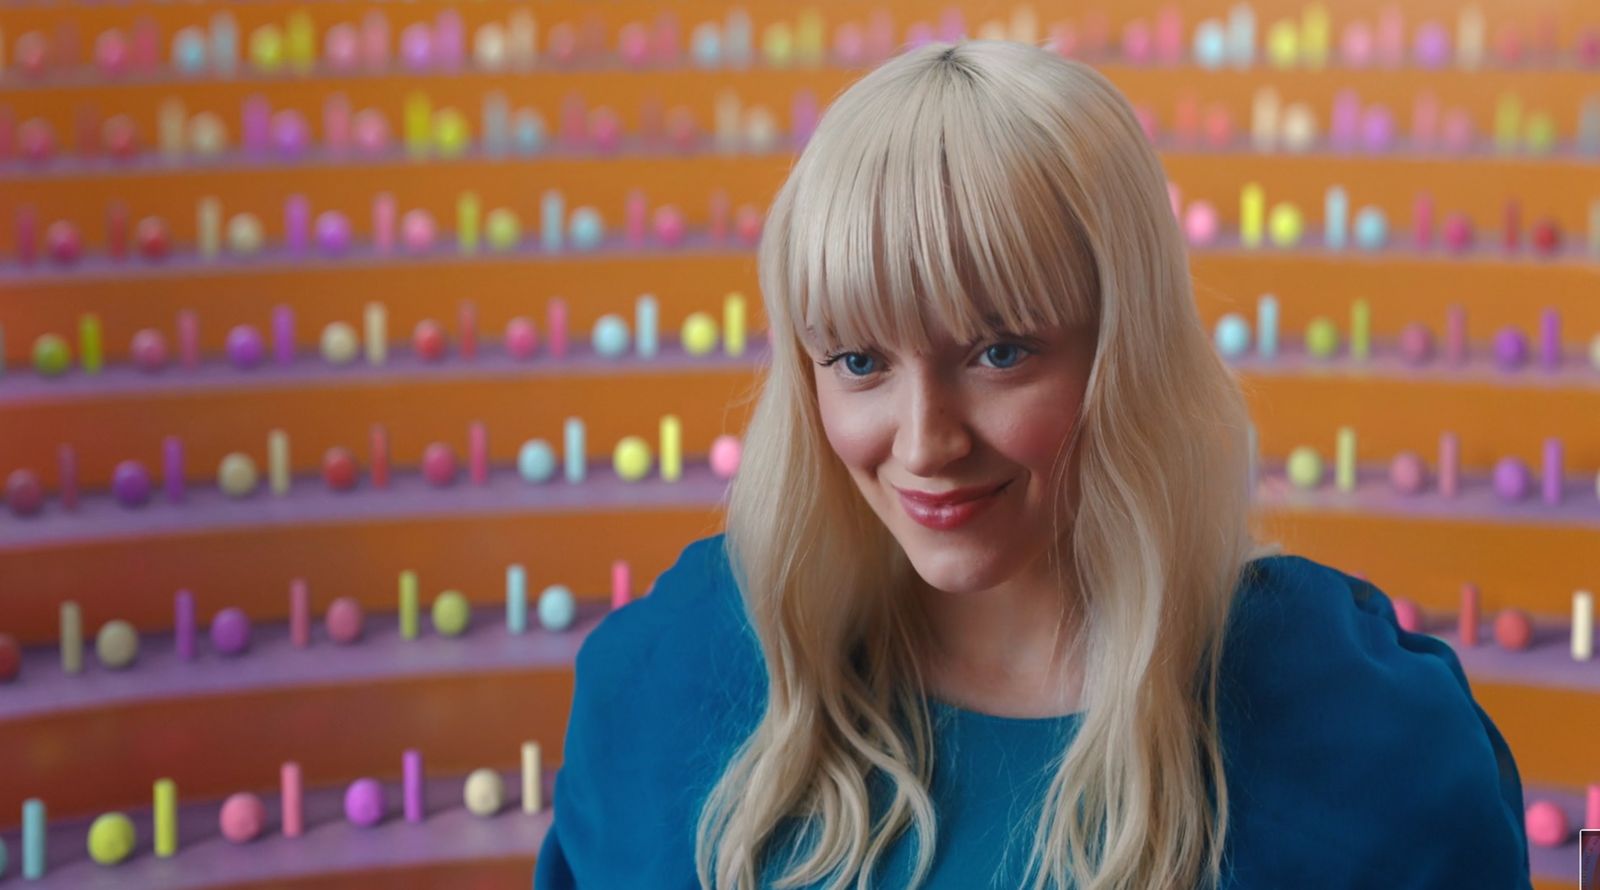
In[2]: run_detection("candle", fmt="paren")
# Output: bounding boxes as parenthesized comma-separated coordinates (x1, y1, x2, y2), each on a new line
(287, 10, 314, 72)
(273, 304, 295, 364)
(1412, 193, 1433, 249)
(290, 578, 309, 648)
(175, 589, 196, 660)
(164, 435, 186, 501)
(508, 10, 536, 67)
(404, 749, 425, 822)
(107, 201, 129, 259)
(404, 92, 432, 157)
(483, 92, 509, 154)
(197, 197, 221, 259)
(1540, 308, 1561, 369)
(564, 417, 586, 482)
(159, 98, 185, 159)
(724, 292, 746, 356)
(364, 302, 388, 364)
(1349, 300, 1369, 360)
(268, 429, 290, 495)
(507, 564, 527, 634)
(1459, 583, 1479, 646)
(58, 444, 77, 510)
(469, 421, 488, 484)
(154, 778, 177, 857)
(285, 194, 310, 254)
(548, 298, 568, 358)
(1588, 784, 1600, 829)
(434, 10, 463, 68)
(243, 95, 271, 154)
(612, 559, 631, 609)
(61, 600, 83, 674)
(659, 415, 682, 482)
(1250, 87, 1279, 150)
(1574, 591, 1594, 661)
(79, 314, 102, 373)
(457, 192, 480, 254)
(1226, 4, 1255, 67)
(715, 90, 741, 151)
(1299, 4, 1329, 67)
(459, 301, 478, 359)
(399, 570, 419, 639)
(636, 294, 659, 358)
(541, 190, 564, 252)
(373, 193, 397, 254)
(1256, 294, 1279, 358)
(1438, 432, 1460, 497)
(522, 741, 542, 812)
(370, 423, 390, 488)
(626, 190, 647, 245)
(1543, 438, 1563, 505)
(22, 799, 44, 879)
(1239, 183, 1264, 247)
(1335, 427, 1356, 492)
(281, 762, 304, 837)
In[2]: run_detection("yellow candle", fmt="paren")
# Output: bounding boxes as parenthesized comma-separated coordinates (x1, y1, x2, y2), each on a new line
(286, 11, 316, 73)
(159, 99, 186, 159)
(723, 293, 746, 356)
(1335, 426, 1356, 493)
(795, 11, 825, 65)
(405, 93, 433, 156)
(400, 571, 419, 639)
(522, 741, 542, 813)
(1240, 183, 1265, 248)
(659, 415, 682, 482)
(1349, 299, 1370, 361)
(198, 197, 221, 259)
(79, 314, 103, 374)
(268, 429, 290, 495)
(1299, 5, 1329, 68)
(457, 192, 481, 254)
(60, 600, 82, 674)
(154, 778, 177, 858)
(364, 302, 387, 365)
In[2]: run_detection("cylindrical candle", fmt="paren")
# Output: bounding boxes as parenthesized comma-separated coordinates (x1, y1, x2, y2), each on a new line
(709, 190, 730, 241)
(364, 302, 388, 365)
(1349, 300, 1369, 360)
(469, 421, 488, 484)
(1459, 583, 1479, 646)
(403, 749, 424, 822)
(724, 293, 746, 356)
(286, 11, 315, 72)
(268, 429, 290, 495)
(58, 444, 78, 510)
(547, 299, 568, 359)
(1575, 591, 1595, 661)
(1438, 432, 1460, 497)
(361, 10, 390, 68)
(290, 578, 310, 648)
(1335, 426, 1356, 492)
(22, 798, 45, 879)
(1412, 193, 1433, 249)
(281, 762, 303, 837)
(1539, 308, 1560, 370)
(1412, 92, 1439, 148)
(626, 191, 647, 245)
(324, 93, 351, 153)
(1588, 784, 1600, 829)
(1256, 295, 1279, 358)
(176, 310, 200, 370)
(459, 301, 478, 360)
(483, 92, 509, 154)
(1323, 187, 1348, 249)
(564, 417, 586, 482)
(107, 201, 129, 260)
(507, 564, 528, 634)
(164, 435, 186, 502)
(1250, 87, 1279, 151)
(636, 294, 659, 358)
(399, 570, 419, 639)
(541, 190, 564, 252)
(370, 423, 390, 489)
(1543, 438, 1563, 505)
(714, 90, 741, 151)
(522, 741, 542, 813)
(198, 197, 221, 259)
(404, 92, 432, 157)
(154, 778, 177, 857)
(1299, 4, 1329, 67)
(1226, 5, 1256, 67)
(1502, 199, 1520, 251)
(175, 589, 195, 660)
(273, 304, 295, 364)
(457, 192, 480, 254)
(373, 193, 397, 254)
(1456, 7, 1484, 68)
(78, 314, 102, 374)
(61, 601, 82, 674)
(284, 195, 310, 254)
(159, 98, 186, 158)
(1445, 305, 1466, 364)
(612, 560, 631, 609)
(660, 415, 682, 482)
(209, 13, 239, 74)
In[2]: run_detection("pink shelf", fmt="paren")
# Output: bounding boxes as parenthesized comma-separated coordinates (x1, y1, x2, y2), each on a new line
(0, 767, 554, 889)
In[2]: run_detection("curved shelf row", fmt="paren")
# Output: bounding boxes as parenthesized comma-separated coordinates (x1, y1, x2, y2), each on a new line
(5, 230, 1597, 286)
(3, 331, 1600, 409)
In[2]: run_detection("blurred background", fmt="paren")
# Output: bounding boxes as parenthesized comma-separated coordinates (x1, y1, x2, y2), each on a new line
(0, 1, 1596, 888)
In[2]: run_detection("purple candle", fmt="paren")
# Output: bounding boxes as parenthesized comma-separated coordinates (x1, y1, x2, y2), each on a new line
(1542, 439, 1563, 505)
(1331, 90, 1360, 149)
(1444, 305, 1466, 364)
(243, 95, 272, 154)
(344, 778, 386, 827)
(211, 607, 253, 655)
(1492, 457, 1531, 501)
(58, 444, 78, 511)
(273, 305, 295, 364)
(112, 460, 153, 507)
(163, 435, 185, 502)
(1438, 432, 1459, 497)
(175, 589, 196, 661)
(1492, 327, 1527, 370)
(403, 750, 424, 822)
(284, 195, 310, 254)
(1539, 308, 1560, 369)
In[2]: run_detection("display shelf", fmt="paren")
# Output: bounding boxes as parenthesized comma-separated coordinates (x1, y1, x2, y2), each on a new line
(1525, 782, 1590, 885)
(1253, 462, 1600, 529)
(0, 767, 553, 890)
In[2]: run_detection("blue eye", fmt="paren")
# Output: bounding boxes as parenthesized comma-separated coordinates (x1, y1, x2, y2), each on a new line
(816, 342, 1034, 379)
(983, 344, 1024, 369)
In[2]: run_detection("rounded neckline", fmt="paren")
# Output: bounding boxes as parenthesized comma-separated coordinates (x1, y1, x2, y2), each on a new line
(926, 695, 1083, 727)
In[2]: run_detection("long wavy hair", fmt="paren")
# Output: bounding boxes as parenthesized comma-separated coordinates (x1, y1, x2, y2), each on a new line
(696, 40, 1277, 890)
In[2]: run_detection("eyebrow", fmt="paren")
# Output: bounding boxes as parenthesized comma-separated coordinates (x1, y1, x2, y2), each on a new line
(804, 313, 1014, 343)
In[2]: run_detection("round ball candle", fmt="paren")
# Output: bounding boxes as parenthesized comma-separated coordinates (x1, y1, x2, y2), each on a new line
(326, 597, 364, 644)
(538, 585, 576, 631)
(464, 769, 505, 817)
(1388, 452, 1428, 495)
(614, 436, 652, 481)
(33, 334, 71, 376)
(88, 812, 136, 865)
(681, 313, 719, 355)
(321, 322, 359, 365)
(220, 792, 266, 843)
(1390, 598, 1423, 633)
(219, 453, 260, 497)
(1526, 801, 1569, 848)
(211, 608, 252, 655)
(413, 320, 447, 362)
(344, 779, 386, 827)
(1493, 457, 1531, 501)
(7, 469, 45, 517)
(1494, 609, 1533, 651)
(131, 329, 170, 371)
(710, 435, 742, 479)
(1286, 446, 1324, 488)
(518, 439, 557, 482)
(227, 325, 266, 370)
(226, 214, 263, 256)
(652, 205, 686, 247)
(505, 317, 538, 359)
(432, 590, 471, 636)
(592, 315, 630, 358)
(95, 620, 140, 669)
(1214, 314, 1250, 357)
(1493, 328, 1528, 370)
(1305, 318, 1339, 358)
(422, 443, 458, 486)
(1352, 207, 1387, 250)
(323, 447, 358, 491)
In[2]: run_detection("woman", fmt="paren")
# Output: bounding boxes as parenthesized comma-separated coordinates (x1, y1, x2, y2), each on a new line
(536, 41, 1530, 889)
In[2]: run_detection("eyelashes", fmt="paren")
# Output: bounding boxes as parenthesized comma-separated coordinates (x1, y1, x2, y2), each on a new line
(815, 342, 1036, 378)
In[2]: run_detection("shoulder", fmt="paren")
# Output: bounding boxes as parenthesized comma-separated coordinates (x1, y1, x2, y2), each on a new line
(1218, 554, 1531, 888)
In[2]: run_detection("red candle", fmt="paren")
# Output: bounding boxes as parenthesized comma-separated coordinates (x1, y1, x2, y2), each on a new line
(370, 424, 390, 489)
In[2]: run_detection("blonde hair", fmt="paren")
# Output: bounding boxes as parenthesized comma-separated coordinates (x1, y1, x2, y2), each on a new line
(697, 40, 1274, 890)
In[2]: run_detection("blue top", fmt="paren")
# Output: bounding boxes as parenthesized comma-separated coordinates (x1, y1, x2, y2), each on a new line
(534, 535, 1531, 889)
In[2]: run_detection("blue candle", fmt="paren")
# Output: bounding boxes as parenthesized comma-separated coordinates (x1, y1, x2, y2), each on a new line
(541, 190, 564, 252)
(507, 564, 528, 634)
(22, 798, 45, 879)
(483, 92, 509, 155)
(563, 417, 585, 483)
(636, 294, 659, 358)
(1324, 186, 1348, 250)
(1256, 294, 1279, 359)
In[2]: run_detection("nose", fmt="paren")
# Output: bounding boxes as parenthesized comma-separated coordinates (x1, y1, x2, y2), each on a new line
(891, 365, 973, 476)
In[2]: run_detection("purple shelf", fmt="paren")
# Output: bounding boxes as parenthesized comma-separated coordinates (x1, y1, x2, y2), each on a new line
(5, 227, 1594, 285)
(1525, 783, 1591, 883)
(0, 461, 732, 553)
(1420, 616, 1600, 694)
(0, 602, 607, 723)
(0, 337, 767, 407)
(1254, 462, 1600, 529)
(1229, 339, 1600, 390)
(0, 767, 553, 889)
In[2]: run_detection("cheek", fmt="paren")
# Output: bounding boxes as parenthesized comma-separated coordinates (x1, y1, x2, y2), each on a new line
(815, 386, 887, 468)
(985, 384, 1087, 470)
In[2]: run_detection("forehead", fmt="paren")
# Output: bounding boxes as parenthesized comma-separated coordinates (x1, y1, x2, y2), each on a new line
(803, 311, 1017, 346)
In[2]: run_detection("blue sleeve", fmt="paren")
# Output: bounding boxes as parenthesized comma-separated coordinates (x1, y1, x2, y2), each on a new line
(1219, 558, 1531, 888)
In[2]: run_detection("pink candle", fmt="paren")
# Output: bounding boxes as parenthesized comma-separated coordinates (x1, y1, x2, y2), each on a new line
(547, 299, 568, 359)
(361, 10, 390, 69)
(403, 749, 424, 822)
(561, 94, 586, 145)
(1586, 784, 1600, 830)
(132, 18, 160, 69)
(284, 195, 310, 254)
(625, 191, 647, 245)
(164, 435, 186, 501)
(107, 202, 129, 260)
(1543, 438, 1563, 505)
(1539, 308, 1560, 369)
(611, 559, 631, 609)
(709, 190, 730, 241)
(177, 310, 200, 369)
(324, 94, 352, 153)
(290, 578, 310, 648)
(243, 95, 272, 154)
(1438, 432, 1460, 497)
(459, 301, 478, 360)
(370, 424, 390, 489)
(1412, 92, 1439, 149)
(58, 444, 78, 511)
(273, 304, 296, 364)
(1459, 583, 1479, 646)
(469, 421, 488, 484)
(175, 589, 196, 660)
(373, 193, 397, 253)
(1444, 305, 1466, 364)
(433, 10, 464, 69)
(1502, 200, 1520, 251)
(1412, 192, 1433, 249)
(281, 762, 304, 837)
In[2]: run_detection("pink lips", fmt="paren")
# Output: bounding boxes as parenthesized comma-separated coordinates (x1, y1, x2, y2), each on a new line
(896, 480, 1010, 531)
